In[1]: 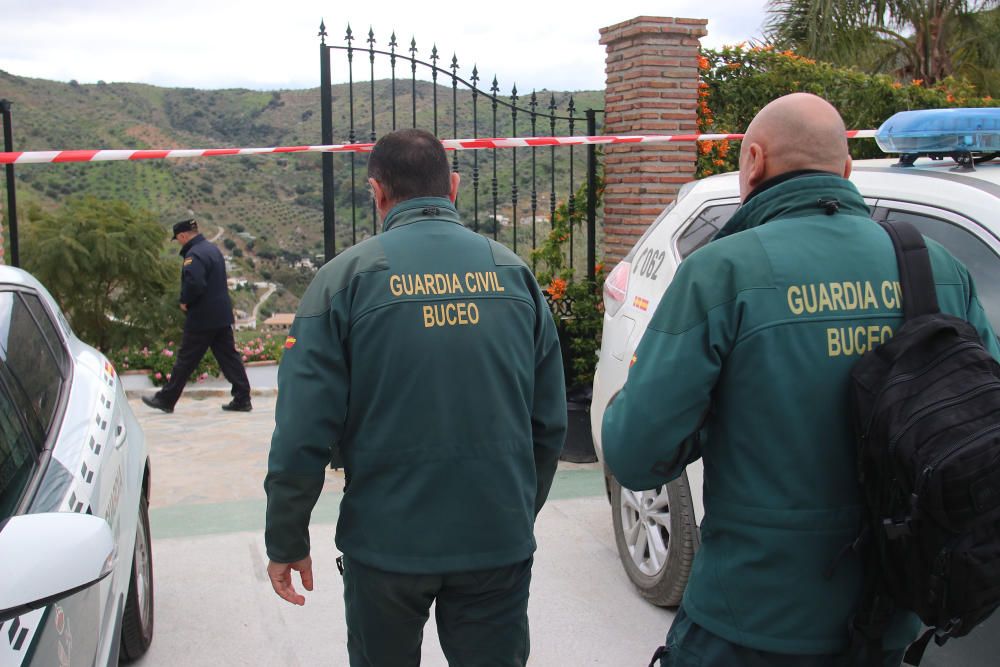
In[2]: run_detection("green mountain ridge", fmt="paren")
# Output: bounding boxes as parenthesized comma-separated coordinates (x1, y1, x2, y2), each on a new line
(0, 70, 603, 313)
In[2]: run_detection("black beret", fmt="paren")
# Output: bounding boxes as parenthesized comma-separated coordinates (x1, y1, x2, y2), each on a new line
(171, 219, 198, 239)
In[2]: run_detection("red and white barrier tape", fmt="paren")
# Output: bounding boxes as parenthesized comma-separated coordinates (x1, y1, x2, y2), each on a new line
(0, 131, 878, 165)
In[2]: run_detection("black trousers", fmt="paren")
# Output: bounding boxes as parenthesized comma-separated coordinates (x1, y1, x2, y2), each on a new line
(658, 607, 905, 667)
(342, 555, 532, 667)
(155, 325, 251, 407)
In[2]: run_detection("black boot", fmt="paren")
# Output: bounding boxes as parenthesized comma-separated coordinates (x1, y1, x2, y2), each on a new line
(222, 399, 252, 412)
(141, 394, 174, 414)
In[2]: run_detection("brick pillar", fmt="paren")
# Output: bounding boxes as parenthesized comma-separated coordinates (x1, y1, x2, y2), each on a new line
(599, 16, 707, 264)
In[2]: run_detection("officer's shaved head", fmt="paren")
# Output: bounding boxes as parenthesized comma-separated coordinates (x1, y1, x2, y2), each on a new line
(738, 93, 852, 202)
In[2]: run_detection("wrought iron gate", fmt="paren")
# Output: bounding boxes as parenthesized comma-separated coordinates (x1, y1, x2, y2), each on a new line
(318, 21, 603, 279)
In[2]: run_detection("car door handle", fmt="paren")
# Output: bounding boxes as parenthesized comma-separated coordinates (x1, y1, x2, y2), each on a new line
(115, 420, 127, 450)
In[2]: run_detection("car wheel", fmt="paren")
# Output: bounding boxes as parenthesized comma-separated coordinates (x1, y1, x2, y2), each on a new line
(610, 471, 699, 606)
(120, 495, 154, 662)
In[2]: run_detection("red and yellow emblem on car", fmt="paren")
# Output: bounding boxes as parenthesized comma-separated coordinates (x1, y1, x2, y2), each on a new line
(633, 296, 649, 312)
(284, 336, 297, 349)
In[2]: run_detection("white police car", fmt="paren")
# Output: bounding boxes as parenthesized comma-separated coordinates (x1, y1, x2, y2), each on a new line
(590, 108, 1000, 660)
(0, 266, 154, 666)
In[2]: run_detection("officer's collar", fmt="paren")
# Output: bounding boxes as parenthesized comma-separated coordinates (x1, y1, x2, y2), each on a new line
(179, 233, 205, 256)
(382, 197, 460, 233)
(741, 169, 833, 206)
(713, 173, 869, 242)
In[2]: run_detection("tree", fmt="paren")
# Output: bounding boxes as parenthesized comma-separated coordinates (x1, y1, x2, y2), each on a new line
(23, 197, 182, 350)
(766, 0, 1000, 92)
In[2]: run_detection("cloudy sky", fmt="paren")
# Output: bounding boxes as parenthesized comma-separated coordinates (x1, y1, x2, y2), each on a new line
(0, 1, 771, 92)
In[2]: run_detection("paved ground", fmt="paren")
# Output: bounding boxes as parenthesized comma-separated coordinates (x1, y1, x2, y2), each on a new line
(131, 393, 676, 666)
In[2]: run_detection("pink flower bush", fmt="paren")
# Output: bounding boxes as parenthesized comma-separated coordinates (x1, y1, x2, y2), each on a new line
(106, 334, 284, 387)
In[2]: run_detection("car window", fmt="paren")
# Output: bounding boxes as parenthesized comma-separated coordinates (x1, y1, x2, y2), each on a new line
(0, 379, 41, 521)
(676, 203, 740, 259)
(0, 291, 66, 434)
(883, 209, 1000, 331)
(21, 293, 69, 375)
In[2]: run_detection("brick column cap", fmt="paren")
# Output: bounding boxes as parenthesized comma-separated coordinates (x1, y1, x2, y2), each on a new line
(600, 16, 708, 45)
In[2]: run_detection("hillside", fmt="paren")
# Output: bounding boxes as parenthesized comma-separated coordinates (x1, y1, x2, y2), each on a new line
(0, 70, 604, 310)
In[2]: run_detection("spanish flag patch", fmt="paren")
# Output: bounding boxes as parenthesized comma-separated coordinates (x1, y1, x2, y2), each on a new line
(284, 336, 297, 349)
(632, 296, 649, 312)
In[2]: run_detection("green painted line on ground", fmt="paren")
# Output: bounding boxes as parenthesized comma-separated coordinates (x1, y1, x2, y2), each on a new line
(151, 467, 606, 540)
(548, 468, 606, 501)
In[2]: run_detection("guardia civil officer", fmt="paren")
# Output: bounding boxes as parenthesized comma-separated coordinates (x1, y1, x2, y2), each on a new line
(264, 129, 566, 666)
(142, 219, 252, 413)
(602, 94, 1000, 666)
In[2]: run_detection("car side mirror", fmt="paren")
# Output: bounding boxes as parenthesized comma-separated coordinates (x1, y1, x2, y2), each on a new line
(0, 513, 115, 623)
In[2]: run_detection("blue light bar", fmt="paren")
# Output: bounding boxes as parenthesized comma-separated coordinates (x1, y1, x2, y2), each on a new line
(875, 108, 1000, 154)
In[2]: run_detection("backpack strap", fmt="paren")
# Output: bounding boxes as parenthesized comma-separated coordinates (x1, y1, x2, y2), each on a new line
(877, 221, 940, 320)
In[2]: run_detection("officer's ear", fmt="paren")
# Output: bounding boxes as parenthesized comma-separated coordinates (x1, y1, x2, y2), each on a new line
(369, 178, 391, 216)
(448, 172, 461, 204)
(740, 141, 767, 202)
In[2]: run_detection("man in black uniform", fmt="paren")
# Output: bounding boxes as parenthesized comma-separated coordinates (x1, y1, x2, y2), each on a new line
(142, 219, 252, 413)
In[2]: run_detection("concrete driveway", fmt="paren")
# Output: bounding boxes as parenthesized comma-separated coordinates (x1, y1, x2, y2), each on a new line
(132, 393, 674, 666)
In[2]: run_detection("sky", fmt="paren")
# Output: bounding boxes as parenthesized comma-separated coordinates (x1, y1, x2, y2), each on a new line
(0, 1, 771, 92)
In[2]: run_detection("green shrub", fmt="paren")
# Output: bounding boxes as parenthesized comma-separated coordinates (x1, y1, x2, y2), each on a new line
(697, 45, 1000, 178)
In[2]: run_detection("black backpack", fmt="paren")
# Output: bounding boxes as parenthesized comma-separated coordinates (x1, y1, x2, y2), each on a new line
(848, 220, 1000, 665)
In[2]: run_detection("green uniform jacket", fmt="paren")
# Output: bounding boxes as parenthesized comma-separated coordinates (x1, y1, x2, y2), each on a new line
(265, 197, 566, 574)
(602, 174, 1000, 654)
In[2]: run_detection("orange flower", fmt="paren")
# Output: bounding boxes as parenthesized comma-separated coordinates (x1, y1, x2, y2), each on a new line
(891, 82, 903, 89)
(946, 93, 956, 103)
(912, 79, 924, 86)
(547, 278, 568, 300)
(697, 55, 710, 70)
(727, 62, 740, 70)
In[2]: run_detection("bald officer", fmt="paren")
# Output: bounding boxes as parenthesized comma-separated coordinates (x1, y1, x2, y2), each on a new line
(602, 94, 1000, 666)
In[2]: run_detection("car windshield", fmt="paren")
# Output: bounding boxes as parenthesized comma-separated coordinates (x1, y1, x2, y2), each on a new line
(0, 380, 39, 520)
(0, 290, 66, 436)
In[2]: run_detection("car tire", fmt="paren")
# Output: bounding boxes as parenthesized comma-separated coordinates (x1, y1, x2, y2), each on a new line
(120, 495, 154, 662)
(610, 471, 699, 606)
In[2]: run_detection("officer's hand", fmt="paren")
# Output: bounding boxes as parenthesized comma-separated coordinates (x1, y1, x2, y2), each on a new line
(267, 556, 313, 605)
(179, 303, 188, 312)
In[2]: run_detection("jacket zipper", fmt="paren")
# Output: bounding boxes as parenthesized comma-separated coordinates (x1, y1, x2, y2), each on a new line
(918, 422, 1000, 500)
(864, 341, 983, 441)
(888, 381, 1000, 461)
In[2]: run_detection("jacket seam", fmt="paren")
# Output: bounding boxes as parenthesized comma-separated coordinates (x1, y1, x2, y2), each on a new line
(647, 285, 774, 336)
(296, 265, 389, 319)
(385, 216, 463, 231)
